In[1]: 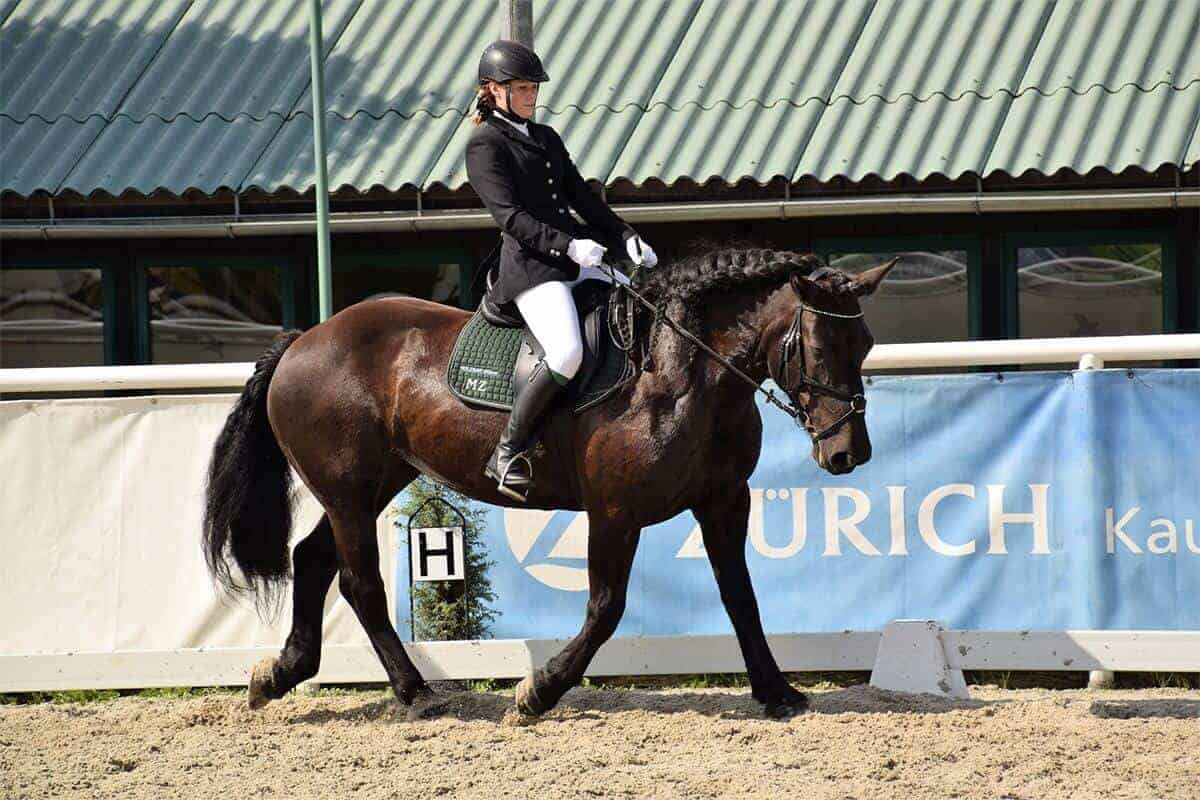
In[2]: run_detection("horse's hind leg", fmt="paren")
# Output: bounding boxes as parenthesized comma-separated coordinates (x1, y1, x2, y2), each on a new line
(515, 511, 641, 716)
(329, 490, 447, 720)
(248, 516, 337, 709)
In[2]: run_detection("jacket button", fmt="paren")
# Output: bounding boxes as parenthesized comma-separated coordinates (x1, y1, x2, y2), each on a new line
(547, 178, 553, 184)
(545, 161, 551, 168)
(559, 207, 567, 214)
(551, 249, 560, 256)
(551, 192, 557, 199)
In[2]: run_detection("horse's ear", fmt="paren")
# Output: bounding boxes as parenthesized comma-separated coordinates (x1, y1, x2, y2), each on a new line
(789, 271, 817, 299)
(851, 257, 900, 297)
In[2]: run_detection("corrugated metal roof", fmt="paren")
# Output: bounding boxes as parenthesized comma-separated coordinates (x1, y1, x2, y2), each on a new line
(0, 116, 104, 196)
(246, 112, 460, 194)
(987, 0, 1200, 177)
(0, 0, 191, 122)
(796, 92, 1012, 183)
(61, 116, 287, 197)
(312, 0, 489, 117)
(248, 0, 496, 193)
(987, 80, 1200, 178)
(0, 1, 20, 25)
(115, 0, 362, 122)
(609, 0, 871, 187)
(1, 0, 1199, 200)
(1016, 0, 1200, 94)
(54, 0, 362, 197)
(825, 0, 1055, 103)
(792, 0, 1052, 182)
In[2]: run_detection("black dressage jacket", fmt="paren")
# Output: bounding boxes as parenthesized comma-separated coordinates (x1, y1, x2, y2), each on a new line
(466, 113, 636, 305)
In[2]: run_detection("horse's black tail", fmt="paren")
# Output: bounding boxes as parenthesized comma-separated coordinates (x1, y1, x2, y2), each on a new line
(203, 329, 304, 619)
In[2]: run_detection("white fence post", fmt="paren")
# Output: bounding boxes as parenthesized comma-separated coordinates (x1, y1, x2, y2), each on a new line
(869, 620, 969, 699)
(1077, 353, 1117, 691)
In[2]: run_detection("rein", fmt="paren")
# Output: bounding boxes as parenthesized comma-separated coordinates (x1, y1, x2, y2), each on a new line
(601, 262, 866, 443)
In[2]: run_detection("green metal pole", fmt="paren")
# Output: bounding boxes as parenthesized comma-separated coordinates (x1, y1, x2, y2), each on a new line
(307, 0, 333, 322)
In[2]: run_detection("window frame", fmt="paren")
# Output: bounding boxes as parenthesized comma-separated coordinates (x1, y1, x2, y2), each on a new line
(1002, 228, 1178, 339)
(133, 253, 297, 364)
(813, 234, 984, 340)
(0, 254, 119, 366)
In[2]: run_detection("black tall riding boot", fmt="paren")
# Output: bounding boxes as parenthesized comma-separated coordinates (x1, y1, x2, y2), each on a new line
(485, 359, 568, 501)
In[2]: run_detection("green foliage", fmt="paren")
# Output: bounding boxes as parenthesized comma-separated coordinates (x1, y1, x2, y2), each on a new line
(1150, 672, 1198, 690)
(677, 673, 751, 689)
(466, 677, 518, 693)
(0, 689, 119, 704)
(134, 686, 238, 699)
(399, 477, 498, 641)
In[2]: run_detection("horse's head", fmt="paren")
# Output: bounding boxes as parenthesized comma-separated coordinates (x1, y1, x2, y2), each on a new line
(765, 259, 896, 475)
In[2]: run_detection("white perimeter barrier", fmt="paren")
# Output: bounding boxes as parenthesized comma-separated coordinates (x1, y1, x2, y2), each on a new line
(4, 333, 1200, 392)
(2, 333, 1199, 696)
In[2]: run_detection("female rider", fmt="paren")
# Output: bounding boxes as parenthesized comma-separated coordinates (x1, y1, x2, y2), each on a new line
(466, 40, 658, 502)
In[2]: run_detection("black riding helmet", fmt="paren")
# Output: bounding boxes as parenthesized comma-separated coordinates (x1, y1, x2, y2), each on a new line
(478, 40, 550, 84)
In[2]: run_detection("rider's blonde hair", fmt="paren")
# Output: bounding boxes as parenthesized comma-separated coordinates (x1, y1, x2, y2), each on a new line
(471, 82, 498, 127)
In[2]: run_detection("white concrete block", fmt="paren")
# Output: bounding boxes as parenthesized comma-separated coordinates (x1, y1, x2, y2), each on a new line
(870, 619, 969, 699)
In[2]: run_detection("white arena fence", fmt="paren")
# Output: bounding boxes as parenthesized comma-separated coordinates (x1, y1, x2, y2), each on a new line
(1, 333, 1198, 695)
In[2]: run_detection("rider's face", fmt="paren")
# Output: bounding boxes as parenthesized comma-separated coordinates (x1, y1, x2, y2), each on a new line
(492, 80, 539, 119)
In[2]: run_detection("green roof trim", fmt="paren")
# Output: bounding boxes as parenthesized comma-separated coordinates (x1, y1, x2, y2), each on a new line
(1, 0, 1198, 199)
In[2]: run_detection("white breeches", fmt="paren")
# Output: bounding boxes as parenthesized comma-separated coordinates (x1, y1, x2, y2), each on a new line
(513, 264, 631, 381)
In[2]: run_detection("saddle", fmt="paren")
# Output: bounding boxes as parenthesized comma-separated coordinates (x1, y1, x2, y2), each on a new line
(446, 266, 634, 413)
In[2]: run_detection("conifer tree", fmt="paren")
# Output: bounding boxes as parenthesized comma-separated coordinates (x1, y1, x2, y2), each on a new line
(398, 476, 497, 641)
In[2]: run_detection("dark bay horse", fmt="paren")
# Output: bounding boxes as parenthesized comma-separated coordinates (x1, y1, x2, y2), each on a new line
(203, 247, 895, 720)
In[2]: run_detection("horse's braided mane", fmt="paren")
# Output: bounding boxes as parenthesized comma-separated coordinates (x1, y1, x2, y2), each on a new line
(626, 241, 826, 352)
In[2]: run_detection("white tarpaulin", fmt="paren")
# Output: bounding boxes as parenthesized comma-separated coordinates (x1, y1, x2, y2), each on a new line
(0, 394, 392, 688)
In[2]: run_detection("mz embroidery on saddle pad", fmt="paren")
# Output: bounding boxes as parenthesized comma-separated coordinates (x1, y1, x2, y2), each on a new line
(446, 308, 632, 413)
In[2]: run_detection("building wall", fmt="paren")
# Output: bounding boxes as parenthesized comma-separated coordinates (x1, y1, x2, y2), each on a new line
(2, 208, 1197, 374)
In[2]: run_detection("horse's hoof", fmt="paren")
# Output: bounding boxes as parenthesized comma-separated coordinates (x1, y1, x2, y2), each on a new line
(501, 706, 539, 727)
(514, 674, 546, 717)
(406, 688, 450, 721)
(764, 687, 809, 719)
(247, 658, 276, 710)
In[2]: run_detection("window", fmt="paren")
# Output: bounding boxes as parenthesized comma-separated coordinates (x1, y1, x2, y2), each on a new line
(0, 267, 105, 368)
(1016, 242, 1163, 338)
(825, 249, 971, 344)
(333, 259, 463, 312)
(816, 236, 981, 346)
(145, 265, 283, 364)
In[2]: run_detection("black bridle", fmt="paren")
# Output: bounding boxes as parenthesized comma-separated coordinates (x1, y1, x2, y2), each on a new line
(603, 261, 868, 446)
(777, 301, 868, 442)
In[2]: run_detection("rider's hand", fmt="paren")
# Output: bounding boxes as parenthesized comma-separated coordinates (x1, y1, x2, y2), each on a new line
(567, 238, 606, 268)
(626, 234, 658, 268)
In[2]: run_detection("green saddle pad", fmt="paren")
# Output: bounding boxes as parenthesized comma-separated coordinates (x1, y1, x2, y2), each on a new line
(447, 309, 632, 413)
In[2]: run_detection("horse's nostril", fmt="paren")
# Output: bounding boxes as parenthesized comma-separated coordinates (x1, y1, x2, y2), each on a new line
(830, 451, 855, 471)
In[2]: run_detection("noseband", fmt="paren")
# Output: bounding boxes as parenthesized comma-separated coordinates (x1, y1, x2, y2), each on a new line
(778, 302, 867, 442)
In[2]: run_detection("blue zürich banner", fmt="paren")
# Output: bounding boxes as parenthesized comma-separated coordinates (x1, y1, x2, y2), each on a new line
(397, 369, 1200, 639)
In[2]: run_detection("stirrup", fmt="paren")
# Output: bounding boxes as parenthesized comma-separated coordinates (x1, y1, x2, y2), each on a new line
(491, 452, 534, 502)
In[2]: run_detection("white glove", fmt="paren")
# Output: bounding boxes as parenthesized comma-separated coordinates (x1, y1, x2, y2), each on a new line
(567, 238, 606, 268)
(626, 234, 658, 268)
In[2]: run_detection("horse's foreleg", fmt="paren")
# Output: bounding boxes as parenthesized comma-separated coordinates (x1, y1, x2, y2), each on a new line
(515, 514, 641, 716)
(248, 516, 337, 709)
(329, 505, 448, 720)
(693, 483, 808, 718)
